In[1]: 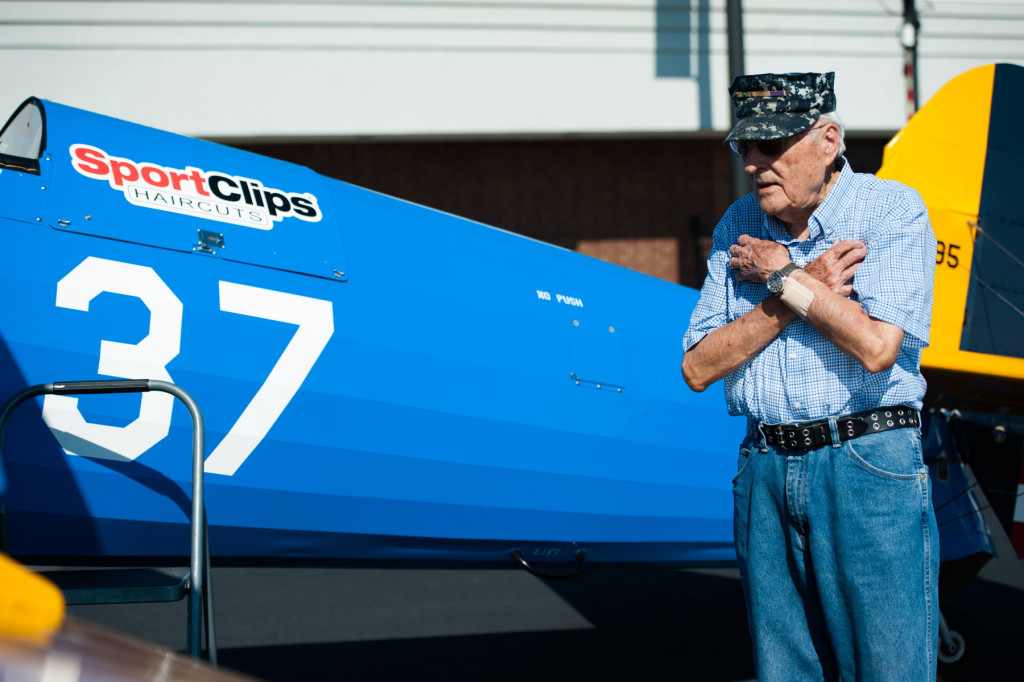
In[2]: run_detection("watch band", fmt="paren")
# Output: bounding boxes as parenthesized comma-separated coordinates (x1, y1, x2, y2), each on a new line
(768, 262, 799, 295)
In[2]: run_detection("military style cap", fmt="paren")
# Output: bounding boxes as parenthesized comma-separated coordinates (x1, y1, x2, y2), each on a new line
(725, 72, 836, 142)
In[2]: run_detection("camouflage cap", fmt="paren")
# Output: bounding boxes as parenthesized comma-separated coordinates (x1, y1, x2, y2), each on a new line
(725, 72, 836, 142)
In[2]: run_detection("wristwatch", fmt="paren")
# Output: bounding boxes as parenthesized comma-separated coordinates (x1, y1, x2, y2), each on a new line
(767, 262, 800, 295)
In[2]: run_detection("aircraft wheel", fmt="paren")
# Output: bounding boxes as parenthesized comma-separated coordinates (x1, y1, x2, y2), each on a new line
(936, 606, 982, 682)
(937, 629, 965, 664)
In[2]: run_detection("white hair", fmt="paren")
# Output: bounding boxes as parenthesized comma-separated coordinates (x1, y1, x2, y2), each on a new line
(817, 111, 847, 159)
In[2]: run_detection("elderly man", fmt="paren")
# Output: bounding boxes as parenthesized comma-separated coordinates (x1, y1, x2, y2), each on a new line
(682, 72, 938, 680)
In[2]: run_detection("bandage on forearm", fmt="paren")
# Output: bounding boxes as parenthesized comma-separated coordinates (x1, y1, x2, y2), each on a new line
(780, 278, 814, 319)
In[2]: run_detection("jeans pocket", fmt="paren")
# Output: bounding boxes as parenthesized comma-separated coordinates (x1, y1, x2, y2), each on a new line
(732, 445, 753, 487)
(844, 428, 923, 480)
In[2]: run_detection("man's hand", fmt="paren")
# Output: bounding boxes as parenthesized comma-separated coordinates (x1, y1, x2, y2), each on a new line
(727, 235, 791, 284)
(687, 234, 893, 391)
(788, 238, 901, 374)
(804, 239, 866, 296)
(728, 235, 866, 294)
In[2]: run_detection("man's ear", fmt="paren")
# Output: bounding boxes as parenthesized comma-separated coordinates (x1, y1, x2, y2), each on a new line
(821, 123, 841, 164)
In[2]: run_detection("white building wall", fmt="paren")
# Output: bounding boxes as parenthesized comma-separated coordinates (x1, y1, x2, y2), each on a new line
(741, 0, 1024, 130)
(1, 0, 1022, 139)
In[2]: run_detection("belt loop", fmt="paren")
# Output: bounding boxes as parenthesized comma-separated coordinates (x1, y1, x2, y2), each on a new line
(828, 416, 842, 449)
(755, 423, 769, 453)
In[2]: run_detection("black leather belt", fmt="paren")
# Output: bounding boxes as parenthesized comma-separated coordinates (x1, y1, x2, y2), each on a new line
(756, 406, 919, 452)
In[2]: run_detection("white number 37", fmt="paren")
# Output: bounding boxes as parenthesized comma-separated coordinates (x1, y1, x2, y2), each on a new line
(41, 256, 334, 476)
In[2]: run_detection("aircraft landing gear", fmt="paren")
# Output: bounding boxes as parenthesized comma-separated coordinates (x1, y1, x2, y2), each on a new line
(937, 607, 981, 682)
(938, 610, 965, 664)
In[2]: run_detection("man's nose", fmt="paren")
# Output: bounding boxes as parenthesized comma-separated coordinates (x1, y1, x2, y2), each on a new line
(743, 143, 769, 173)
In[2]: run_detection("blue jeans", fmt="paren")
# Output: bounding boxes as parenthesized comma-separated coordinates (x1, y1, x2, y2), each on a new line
(733, 425, 939, 681)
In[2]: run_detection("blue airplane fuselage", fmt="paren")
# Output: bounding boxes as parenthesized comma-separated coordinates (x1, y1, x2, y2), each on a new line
(0, 98, 743, 567)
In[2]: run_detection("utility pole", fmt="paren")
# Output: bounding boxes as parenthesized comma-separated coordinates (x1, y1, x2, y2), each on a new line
(902, 0, 920, 118)
(726, 0, 747, 200)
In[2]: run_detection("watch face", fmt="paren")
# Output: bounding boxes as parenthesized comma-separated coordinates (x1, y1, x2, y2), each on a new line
(767, 272, 784, 294)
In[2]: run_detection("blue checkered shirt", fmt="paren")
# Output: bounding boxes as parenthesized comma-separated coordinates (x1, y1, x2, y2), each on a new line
(683, 159, 936, 424)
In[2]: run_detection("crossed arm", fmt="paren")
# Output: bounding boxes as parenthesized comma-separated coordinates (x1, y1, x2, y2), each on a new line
(681, 236, 904, 392)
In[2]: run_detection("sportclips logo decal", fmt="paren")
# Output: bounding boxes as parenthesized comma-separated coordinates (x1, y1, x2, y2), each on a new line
(70, 144, 322, 230)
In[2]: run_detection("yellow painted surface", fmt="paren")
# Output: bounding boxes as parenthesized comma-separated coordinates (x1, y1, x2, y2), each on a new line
(925, 207, 976, 365)
(0, 552, 64, 642)
(877, 64, 1024, 383)
(878, 64, 992, 215)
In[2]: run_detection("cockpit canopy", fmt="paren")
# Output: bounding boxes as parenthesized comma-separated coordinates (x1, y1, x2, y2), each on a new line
(0, 98, 45, 174)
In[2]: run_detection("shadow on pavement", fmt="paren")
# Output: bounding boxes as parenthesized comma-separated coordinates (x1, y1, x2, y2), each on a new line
(217, 568, 754, 682)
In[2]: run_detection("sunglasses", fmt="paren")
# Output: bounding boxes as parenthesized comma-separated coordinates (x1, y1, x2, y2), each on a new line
(729, 124, 828, 160)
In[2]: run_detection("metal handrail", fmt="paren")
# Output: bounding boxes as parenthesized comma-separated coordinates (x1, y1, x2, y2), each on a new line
(0, 379, 215, 661)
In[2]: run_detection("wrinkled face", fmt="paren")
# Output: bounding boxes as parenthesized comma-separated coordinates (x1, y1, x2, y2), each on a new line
(736, 122, 840, 230)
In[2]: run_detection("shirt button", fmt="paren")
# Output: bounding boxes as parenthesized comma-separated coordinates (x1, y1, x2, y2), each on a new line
(789, 352, 797, 360)
(794, 401, 802, 409)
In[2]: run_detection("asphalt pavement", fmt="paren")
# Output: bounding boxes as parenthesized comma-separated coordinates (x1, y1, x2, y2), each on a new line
(65, 513, 1022, 682)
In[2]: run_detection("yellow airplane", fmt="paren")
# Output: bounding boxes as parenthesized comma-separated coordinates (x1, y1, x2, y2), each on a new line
(879, 62, 1024, 562)
(879, 62, 1024, 415)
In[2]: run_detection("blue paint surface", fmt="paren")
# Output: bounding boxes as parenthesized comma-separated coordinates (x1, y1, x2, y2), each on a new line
(0, 98, 743, 567)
